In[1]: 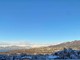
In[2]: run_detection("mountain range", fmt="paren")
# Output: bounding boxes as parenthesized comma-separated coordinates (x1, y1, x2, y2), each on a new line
(0, 40, 80, 54)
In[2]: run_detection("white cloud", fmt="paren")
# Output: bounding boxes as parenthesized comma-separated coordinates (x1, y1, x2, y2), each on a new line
(0, 40, 60, 48)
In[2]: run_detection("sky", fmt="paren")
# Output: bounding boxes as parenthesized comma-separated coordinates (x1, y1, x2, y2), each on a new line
(0, 0, 80, 46)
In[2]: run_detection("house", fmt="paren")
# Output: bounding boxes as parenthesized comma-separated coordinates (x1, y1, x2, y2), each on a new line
(46, 55, 60, 60)
(21, 56, 32, 60)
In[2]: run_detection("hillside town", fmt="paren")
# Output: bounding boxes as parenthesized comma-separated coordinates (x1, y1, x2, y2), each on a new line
(0, 48, 80, 60)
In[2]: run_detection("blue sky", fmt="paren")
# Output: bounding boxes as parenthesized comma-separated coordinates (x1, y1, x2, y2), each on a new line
(0, 0, 80, 45)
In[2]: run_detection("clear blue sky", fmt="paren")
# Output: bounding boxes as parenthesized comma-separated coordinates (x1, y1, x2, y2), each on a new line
(0, 0, 80, 44)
